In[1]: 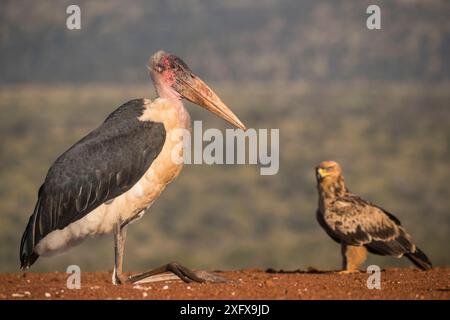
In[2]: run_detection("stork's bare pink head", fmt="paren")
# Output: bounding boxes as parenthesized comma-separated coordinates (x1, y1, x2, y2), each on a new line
(149, 50, 246, 130)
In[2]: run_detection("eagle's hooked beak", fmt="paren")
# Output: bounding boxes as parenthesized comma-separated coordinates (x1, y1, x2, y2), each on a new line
(316, 168, 329, 181)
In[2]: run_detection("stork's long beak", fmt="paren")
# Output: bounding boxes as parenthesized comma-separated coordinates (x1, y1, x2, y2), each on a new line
(178, 74, 246, 130)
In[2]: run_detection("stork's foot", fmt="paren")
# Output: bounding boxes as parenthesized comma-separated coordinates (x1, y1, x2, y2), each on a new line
(192, 270, 231, 283)
(127, 261, 230, 284)
(112, 274, 127, 285)
(112, 269, 128, 285)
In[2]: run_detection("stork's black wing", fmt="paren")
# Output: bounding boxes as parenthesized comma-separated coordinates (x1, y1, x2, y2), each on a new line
(20, 99, 166, 268)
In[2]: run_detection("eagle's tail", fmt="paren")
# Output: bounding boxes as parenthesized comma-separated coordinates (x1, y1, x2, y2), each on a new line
(20, 213, 39, 270)
(405, 247, 432, 271)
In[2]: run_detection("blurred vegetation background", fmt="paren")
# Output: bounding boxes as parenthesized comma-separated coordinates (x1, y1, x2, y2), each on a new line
(0, 0, 449, 273)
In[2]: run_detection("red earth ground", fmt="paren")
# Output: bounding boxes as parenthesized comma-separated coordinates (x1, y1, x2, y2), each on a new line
(0, 267, 449, 300)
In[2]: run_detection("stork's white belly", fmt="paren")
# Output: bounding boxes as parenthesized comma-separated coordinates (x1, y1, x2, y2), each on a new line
(35, 98, 190, 256)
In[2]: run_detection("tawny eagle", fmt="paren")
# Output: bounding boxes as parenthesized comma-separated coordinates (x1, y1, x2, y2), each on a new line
(315, 160, 432, 272)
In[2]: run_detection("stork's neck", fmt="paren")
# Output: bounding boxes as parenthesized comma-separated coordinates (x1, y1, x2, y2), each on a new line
(153, 77, 181, 102)
(146, 84, 189, 134)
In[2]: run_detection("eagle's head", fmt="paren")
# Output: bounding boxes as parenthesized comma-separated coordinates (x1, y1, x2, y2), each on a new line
(315, 160, 342, 182)
(315, 160, 346, 197)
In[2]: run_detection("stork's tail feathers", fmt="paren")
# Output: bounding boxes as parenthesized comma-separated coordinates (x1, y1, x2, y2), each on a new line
(405, 247, 432, 271)
(20, 214, 39, 269)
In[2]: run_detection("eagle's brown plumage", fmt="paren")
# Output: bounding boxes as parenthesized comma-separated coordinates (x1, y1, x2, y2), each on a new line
(315, 160, 432, 272)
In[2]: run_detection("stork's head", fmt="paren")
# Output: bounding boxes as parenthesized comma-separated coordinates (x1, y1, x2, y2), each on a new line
(149, 50, 246, 130)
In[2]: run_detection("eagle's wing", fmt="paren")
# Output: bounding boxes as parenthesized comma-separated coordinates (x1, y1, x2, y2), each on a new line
(20, 99, 166, 268)
(331, 193, 416, 257)
(316, 209, 342, 243)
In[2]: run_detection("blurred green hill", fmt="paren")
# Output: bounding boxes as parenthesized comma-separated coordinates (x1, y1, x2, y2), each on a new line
(0, 0, 449, 272)
(1, 0, 449, 84)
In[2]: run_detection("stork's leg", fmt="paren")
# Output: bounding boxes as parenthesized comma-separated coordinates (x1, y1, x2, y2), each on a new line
(112, 217, 229, 284)
(340, 243, 367, 273)
(112, 222, 128, 285)
(128, 261, 230, 284)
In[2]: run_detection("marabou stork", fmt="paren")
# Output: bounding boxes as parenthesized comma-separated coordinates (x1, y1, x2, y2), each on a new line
(20, 51, 246, 284)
